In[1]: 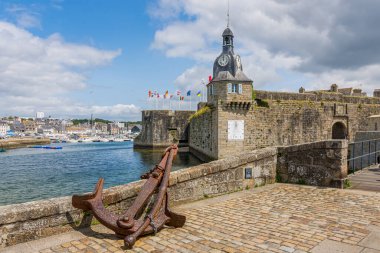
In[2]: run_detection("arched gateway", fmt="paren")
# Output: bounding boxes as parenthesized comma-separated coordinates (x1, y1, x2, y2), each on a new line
(332, 122, 347, 139)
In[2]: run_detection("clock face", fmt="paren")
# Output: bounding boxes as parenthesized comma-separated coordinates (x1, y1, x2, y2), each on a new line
(218, 54, 230, 67)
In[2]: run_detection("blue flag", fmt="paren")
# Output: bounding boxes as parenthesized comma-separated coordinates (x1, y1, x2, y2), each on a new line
(187, 90, 191, 96)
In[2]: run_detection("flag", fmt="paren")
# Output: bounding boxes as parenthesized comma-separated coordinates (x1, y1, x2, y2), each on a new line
(208, 75, 212, 82)
(148, 90, 152, 97)
(197, 91, 201, 97)
(157, 93, 160, 98)
(176, 90, 181, 96)
(170, 95, 173, 99)
(164, 90, 169, 98)
(187, 90, 191, 96)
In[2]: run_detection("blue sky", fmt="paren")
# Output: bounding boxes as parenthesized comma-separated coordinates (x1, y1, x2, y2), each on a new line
(0, 0, 379, 120)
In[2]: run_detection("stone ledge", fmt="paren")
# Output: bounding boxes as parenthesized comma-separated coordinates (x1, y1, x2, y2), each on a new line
(278, 140, 348, 153)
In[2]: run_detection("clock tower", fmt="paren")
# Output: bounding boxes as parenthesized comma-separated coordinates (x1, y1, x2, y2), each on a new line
(208, 26, 253, 105)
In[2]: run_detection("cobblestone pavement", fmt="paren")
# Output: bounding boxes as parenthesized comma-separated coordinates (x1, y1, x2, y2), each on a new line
(8, 184, 380, 253)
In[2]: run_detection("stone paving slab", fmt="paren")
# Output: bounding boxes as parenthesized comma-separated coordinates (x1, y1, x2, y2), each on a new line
(2, 183, 380, 253)
(349, 165, 380, 192)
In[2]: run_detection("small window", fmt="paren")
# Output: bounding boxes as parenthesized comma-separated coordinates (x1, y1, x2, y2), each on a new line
(228, 83, 232, 93)
(208, 84, 213, 95)
(228, 83, 241, 94)
(232, 84, 238, 93)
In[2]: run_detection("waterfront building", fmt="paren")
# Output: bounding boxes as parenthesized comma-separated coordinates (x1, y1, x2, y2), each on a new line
(95, 122, 108, 134)
(107, 123, 120, 135)
(0, 121, 10, 136)
(23, 120, 37, 134)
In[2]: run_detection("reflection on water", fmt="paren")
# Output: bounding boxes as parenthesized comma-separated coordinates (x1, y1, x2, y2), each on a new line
(0, 142, 201, 206)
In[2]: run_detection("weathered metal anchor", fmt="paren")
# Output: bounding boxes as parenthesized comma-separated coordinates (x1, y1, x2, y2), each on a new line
(72, 145, 186, 248)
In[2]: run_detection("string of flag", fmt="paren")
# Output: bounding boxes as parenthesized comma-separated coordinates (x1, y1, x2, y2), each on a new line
(147, 75, 212, 101)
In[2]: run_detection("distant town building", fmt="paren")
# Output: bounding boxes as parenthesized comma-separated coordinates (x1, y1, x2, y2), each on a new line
(130, 125, 141, 133)
(115, 122, 125, 128)
(107, 123, 119, 135)
(23, 120, 37, 134)
(0, 121, 10, 136)
(36, 112, 45, 119)
(95, 122, 108, 134)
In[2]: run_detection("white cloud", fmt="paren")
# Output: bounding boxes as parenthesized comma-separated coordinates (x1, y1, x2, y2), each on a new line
(174, 65, 210, 91)
(150, 0, 380, 95)
(0, 21, 139, 119)
(5, 4, 42, 29)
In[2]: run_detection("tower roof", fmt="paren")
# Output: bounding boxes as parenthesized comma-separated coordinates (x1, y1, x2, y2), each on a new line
(222, 27, 234, 37)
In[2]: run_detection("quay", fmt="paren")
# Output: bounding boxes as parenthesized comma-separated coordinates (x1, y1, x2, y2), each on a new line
(0, 138, 51, 149)
(2, 184, 380, 253)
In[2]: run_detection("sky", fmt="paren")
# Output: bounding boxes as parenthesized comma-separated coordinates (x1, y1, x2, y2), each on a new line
(0, 0, 379, 120)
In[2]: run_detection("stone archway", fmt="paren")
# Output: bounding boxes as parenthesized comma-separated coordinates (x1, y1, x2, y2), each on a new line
(332, 122, 347, 139)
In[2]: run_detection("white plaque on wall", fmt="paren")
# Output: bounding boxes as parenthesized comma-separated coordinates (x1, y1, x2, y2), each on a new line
(228, 120, 244, 140)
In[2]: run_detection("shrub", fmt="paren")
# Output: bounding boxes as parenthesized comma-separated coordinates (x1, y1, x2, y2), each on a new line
(255, 99, 270, 108)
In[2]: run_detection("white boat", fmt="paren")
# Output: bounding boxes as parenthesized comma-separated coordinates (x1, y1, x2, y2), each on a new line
(114, 138, 124, 142)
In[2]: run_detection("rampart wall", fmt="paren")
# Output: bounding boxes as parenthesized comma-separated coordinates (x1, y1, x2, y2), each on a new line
(190, 90, 380, 160)
(134, 110, 194, 148)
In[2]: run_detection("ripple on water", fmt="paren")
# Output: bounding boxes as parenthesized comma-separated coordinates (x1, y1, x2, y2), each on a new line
(0, 142, 202, 206)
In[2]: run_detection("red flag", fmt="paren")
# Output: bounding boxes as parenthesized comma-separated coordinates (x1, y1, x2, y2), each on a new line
(208, 75, 212, 82)
(148, 90, 152, 97)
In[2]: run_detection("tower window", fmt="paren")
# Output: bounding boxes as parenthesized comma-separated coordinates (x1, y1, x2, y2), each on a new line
(224, 37, 230, 45)
(228, 83, 242, 94)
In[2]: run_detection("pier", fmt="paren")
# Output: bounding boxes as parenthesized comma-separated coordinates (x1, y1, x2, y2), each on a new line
(0, 138, 50, 149)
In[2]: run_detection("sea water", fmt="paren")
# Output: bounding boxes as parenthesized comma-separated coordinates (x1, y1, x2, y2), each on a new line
(0, 142, 201, 206)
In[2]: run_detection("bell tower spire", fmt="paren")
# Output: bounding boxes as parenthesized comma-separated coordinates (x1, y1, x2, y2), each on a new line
(227, 0, 230, 28)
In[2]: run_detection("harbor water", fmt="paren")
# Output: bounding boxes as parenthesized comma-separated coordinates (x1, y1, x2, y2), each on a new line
(0, 142, 202, 206)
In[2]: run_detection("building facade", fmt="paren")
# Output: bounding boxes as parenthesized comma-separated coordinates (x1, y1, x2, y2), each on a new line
(0, 121, 10, 136)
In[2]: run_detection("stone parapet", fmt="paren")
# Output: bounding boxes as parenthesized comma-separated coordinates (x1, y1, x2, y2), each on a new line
(256, 90, 380, 104)
(277, 140, 348, 188)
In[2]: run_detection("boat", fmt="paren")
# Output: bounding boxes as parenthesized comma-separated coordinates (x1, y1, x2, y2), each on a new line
(29, 146, 63, 150)
(0, 148, 6, 152)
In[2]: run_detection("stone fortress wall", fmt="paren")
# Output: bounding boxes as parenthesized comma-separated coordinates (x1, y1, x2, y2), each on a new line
(134, 110, 194, 148)
(189, 89, 380, 160)
(0, 140, 347, 248)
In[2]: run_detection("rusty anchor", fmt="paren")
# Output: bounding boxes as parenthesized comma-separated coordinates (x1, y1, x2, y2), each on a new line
(72, 145, 186, 248)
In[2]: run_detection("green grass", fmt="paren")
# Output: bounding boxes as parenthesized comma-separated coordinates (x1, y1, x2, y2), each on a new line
(344, 179, 352, 189)
(189, 106, 211, 121)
